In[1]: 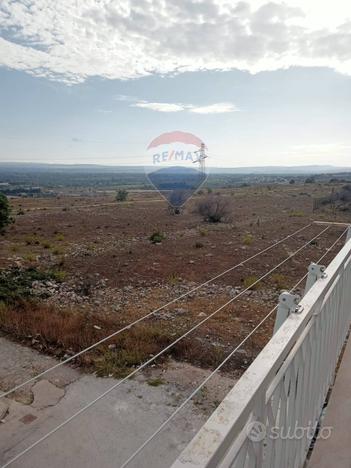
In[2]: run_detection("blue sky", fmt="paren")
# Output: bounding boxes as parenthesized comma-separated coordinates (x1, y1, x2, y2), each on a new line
(0, 0, 351, 167)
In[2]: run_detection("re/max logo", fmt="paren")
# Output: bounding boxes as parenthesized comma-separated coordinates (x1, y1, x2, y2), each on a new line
(153, 150, 195, 164)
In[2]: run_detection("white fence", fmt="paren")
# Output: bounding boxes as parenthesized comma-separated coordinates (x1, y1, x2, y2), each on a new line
(172, 236, 351, 468)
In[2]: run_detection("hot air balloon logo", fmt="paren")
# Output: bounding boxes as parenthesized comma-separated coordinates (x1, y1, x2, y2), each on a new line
(146, 131, 209, 212)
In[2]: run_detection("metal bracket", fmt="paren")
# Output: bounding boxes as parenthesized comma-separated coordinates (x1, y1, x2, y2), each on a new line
(305, 263, 326, 294)
(273, 292, 301, 334)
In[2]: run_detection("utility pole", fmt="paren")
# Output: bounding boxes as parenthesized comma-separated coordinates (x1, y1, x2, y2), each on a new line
(193, 143, 207, 174)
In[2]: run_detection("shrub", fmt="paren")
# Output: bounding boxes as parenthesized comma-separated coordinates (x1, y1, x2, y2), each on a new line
(147, 378, 165, 387)
(149, 231, 165, 244)
(194, 241, 204, 249)
(51, 270, 67, 283)
(289, 210, 304, 217)
(271, 273, 288, 289)
(305, 176, 315, 184)
(55, 233, 65, 241)
(197, 194, 231, 223)
(0, 193, 11, 232)
(0, 267, 58, 304)
(198, 227, 208, 237)
(243, 275, 259, 289)
(168, 273, 180, 285)
(116, 189, 128, 202)
(243, 233, 254, 246)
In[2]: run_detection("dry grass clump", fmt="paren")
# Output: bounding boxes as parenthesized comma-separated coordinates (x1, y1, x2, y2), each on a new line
(271, 273, 288, 290)
(0, 298, 235, 378)
(0, 300, 179, 377)
(0, 301, 108, 352)
(95, 323, 172, 377)
(0, 267, 245, 378)
(242, 275, 260, 290)
(243, 233, 254, 246)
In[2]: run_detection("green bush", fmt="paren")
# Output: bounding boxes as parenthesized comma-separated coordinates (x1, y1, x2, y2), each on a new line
(149, 231, 165, 244)
(243, 233, 254, 246)
(0, 193, 11, 232)
(243, 275, 259, 289)
(0, 267, 65, 304)
(116, 189, 128, 202)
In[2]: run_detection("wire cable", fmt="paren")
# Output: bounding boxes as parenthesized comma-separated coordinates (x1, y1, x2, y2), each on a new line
(292, 226, 349, 290)
(119, 226, 348, 468)
(0, 223, 312, 400)
(0, 225, 329, 468)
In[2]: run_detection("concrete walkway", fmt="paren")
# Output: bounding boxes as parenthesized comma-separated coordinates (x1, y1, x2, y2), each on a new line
(0, 337, 223, 468)
(309, 335, 351, 468)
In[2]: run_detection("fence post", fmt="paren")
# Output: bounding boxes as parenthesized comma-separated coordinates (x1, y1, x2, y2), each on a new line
(346, 226, 351, 243)
(304, 263, 326, 295)
(273, 291, 301, 334)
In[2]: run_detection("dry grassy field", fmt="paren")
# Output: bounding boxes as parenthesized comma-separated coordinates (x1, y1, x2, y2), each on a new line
(0, 183, 349, 389)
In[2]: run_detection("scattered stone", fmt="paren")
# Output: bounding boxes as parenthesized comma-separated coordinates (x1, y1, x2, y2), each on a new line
(175, 308, 187, 315)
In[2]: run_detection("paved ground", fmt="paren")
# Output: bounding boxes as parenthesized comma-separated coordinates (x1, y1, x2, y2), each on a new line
(0, 336, 237, 468)
(309, 336, 351, 468)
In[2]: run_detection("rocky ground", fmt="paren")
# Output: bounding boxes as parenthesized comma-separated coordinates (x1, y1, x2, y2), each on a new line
(0, 184, 350, 394)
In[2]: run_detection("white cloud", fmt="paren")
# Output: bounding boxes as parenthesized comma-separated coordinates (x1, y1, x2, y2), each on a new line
(130, 99, 239, 113)
(190, 103, 239, 114)
(115, 94, 138, 102)
(0, 1, 351, 84)
(132, 101, 185, 112)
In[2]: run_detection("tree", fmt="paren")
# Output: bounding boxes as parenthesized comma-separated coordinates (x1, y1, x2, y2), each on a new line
(305, 176, 316, 184)
(0, 193, 10, 232)
(116, 189, 128, 202)
(196, 194, 232, 223)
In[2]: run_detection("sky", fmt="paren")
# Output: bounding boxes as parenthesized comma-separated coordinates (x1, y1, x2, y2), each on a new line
(0, 0, 351, 168)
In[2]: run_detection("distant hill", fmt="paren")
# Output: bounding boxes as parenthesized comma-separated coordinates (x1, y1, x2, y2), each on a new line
(1, 162, 351, 175)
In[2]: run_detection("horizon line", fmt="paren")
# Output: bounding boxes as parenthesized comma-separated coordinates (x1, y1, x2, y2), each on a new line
(1, 161, 351, 170)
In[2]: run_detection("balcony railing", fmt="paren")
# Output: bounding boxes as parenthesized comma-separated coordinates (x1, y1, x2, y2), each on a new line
(173, 231, 351, 468)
